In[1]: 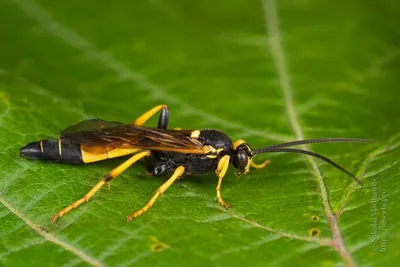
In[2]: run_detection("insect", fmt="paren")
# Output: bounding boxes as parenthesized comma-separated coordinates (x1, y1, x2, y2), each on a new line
(20, 105, 370, 222)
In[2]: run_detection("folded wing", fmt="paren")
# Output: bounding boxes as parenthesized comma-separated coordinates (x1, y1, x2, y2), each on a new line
(61, 119, 205, 154)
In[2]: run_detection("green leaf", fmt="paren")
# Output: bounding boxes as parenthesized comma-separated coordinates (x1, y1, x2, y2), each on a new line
(0, 0, 399, 266)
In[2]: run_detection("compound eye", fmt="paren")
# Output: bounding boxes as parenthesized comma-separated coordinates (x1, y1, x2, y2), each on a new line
(232, 150, 248, 170)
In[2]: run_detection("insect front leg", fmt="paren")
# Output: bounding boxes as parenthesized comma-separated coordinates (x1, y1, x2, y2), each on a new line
(126, 166, 185, 221)
(133, 104, 169, 129)
(250, 159, 271, 169)
(51, 150, 151, 222)
(215, 155, 231, 209)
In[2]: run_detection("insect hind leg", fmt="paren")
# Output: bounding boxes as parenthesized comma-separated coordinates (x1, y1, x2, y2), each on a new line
(157, 106, 169, 129)
(134, 105, 169, 128)
(51, 150, 150, 222)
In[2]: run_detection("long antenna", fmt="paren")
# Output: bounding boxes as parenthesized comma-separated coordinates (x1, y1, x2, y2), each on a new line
(251, 143, 368, 185)
(264, 138, 372, 149)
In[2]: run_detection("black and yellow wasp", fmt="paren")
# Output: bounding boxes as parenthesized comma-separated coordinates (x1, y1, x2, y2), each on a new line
(20, 105, 369, 222)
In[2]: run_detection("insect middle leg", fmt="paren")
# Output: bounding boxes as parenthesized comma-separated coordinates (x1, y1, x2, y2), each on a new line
(51, 150, 151, 222)
(126, 166, 185, 221)
(215, 155, 231, 209)
(133, 104, 169, 129)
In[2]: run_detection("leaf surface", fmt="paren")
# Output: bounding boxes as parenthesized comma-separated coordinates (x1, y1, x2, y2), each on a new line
(0, 0, 399, 266)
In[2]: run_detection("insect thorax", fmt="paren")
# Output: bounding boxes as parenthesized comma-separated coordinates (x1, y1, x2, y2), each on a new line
(146, 129, 233, 177)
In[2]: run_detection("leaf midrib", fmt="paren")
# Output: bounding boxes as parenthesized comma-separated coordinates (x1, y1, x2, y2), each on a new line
(2, 0, 389, 266)
(261, 0, 356, 265)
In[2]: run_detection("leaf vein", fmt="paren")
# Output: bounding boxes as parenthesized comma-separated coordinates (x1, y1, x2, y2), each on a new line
(13, 0, 291, 143)
(0, 197, 104, 267)
(336, 134, 400, 218)
(261, 0, 355, 265)
(179, 183, 330, 245)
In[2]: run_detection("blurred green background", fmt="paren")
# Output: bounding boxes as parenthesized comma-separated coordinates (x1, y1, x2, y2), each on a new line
(0, 0, 399, 266)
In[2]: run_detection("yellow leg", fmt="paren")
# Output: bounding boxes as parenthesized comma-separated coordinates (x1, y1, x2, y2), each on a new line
(215, 155, 231, 209)
(250, 159, 271, 169)
(51, 151, 150, 222)
(126, 166, 185, 221)
(134, 104, 167, 126)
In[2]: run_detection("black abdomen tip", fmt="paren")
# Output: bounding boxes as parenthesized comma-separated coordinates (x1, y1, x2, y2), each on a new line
(20, 139, 83, 163)
(20, 141, 42, 160)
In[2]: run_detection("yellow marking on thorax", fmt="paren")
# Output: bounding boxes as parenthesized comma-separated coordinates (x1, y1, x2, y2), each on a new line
(206, 146, 216, 154)
(207, 148, 224, 158)
(190, 130, 201, 138)
(39, 140, 44, 153)
(81, 144, 141, 163)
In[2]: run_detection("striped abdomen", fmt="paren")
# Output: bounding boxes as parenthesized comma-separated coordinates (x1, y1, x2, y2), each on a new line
(20, 140, 142, 163)
(20, 139, 83, 163)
